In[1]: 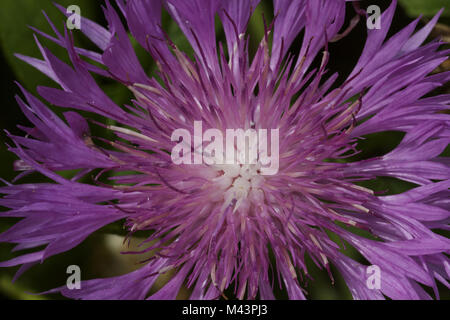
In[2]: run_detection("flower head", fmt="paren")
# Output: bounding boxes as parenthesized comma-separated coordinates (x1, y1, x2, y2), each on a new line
(0, 0, 449, 300)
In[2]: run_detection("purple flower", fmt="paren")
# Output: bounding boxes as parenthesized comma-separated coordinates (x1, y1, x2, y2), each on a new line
(0, 0, 449, 300)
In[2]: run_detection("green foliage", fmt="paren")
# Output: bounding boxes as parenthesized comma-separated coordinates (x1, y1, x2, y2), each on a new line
(0, 0, 98, 90)
(399, 0, 449, 17)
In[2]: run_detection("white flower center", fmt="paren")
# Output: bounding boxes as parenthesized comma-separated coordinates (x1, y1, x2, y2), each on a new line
(212, 162, 265, 213)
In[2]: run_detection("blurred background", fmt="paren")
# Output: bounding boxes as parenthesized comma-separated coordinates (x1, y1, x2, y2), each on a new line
(0, 0, 448, 300)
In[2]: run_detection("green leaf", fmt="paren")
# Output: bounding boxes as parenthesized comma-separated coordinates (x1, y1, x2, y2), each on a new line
(0, 275, 47, 300)
(398, 0, 449, 18)
(0, 0, 99, 91)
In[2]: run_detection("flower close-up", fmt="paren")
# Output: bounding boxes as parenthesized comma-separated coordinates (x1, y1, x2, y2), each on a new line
(0, 0, 449, 300)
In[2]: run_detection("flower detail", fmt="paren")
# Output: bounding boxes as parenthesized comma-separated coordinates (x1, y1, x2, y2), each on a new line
(0, 0, 449, 300)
